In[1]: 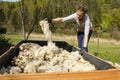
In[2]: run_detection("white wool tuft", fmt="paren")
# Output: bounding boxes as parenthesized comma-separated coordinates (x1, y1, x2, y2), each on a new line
(39, 20, 52, 41)
(9, 67, 22, 74)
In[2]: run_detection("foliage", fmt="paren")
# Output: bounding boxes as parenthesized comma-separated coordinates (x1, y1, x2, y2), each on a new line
(0, 0, 120, 39)
(101, 13, 112, 32)
(0, 34, 12, 55)
(0, 34, 12, 46)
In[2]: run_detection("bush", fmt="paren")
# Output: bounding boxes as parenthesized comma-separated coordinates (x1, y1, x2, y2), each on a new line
(0, 27, 7, 34)
(0, 34, 12, 55)
(101, 32, 110, 38)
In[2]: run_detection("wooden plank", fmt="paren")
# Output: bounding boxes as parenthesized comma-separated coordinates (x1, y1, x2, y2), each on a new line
(0, 46, 15, 68)
(0, 69, 120, 80)
(0, 46, 14, 58)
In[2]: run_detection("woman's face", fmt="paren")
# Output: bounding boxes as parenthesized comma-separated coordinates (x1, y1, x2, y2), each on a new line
(76, 10, 84, 19)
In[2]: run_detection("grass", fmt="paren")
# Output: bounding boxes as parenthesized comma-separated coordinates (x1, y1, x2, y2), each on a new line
(88, 43, 120, 64)
(3, 34, 23, 44)
(3, 33, 120, 64)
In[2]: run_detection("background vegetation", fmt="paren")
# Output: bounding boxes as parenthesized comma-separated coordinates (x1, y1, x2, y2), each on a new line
(0, 0, 120, 39)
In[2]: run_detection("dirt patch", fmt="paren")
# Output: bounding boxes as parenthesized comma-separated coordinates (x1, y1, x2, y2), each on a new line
(29, 34, 120, 46)
(90, 38, 120, 46)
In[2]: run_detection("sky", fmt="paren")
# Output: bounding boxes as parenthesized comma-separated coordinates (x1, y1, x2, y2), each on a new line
(1, 0, 20, 2)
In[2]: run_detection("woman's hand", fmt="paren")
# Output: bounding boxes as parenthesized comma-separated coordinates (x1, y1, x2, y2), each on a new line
(79, 47, 88, 55)
(45, 18, 52, 23)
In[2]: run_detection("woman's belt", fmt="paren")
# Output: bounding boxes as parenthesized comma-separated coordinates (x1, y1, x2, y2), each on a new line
(77, 27, 93, 32)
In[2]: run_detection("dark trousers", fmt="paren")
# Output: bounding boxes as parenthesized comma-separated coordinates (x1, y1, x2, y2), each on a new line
(77, 30, 92, 51)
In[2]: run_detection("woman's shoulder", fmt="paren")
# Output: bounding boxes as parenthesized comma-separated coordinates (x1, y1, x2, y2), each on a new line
(68, 13, 76, 17)
(85, 14, 90, 19)
(65, 13, 76, 19)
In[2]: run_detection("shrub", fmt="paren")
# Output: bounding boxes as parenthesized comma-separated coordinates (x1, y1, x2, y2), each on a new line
(0, 27, 7, 34)
(0, 34, 12, 55)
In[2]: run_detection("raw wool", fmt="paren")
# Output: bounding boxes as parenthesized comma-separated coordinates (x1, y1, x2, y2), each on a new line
(0, 67, 9, 74)
(0, 42, 96, 74)
(9, 66, 22, 74)
(37, 65, 64, 73)
(39, 20, 52, 41)
(0, 66, 22, 75)
(19, 42, 42, 57)
(114, 63, 120, 69)
(24, 60, 41, 73)
(105, 60, 120, 69)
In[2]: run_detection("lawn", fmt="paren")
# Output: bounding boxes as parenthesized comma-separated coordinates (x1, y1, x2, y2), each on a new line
(4, 33, 120, 64)
(89, 42, 120, 64)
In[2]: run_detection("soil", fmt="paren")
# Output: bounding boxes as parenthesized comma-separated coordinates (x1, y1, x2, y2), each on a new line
(29, 34, 120, 46)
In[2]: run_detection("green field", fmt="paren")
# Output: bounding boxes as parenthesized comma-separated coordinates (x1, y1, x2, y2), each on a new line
(4, 34, 120, 64)
(88, 43, 120, 64)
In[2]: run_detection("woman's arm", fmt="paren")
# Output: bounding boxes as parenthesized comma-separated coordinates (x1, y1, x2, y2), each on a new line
(84, 14, 91, 47)
(52, 13, 76, 23)
(52, 18, 63, 22)
(83, 35, 88, 47)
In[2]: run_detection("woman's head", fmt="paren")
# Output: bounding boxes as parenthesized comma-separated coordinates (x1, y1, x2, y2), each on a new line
(76, 6, 88, 19)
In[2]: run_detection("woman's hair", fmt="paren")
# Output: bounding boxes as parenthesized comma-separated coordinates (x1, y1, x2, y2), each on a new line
(77, 6, 88, 22)
(77, 6, 88, 14)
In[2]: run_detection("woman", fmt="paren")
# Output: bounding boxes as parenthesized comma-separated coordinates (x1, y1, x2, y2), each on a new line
(45, 6, 93, 54)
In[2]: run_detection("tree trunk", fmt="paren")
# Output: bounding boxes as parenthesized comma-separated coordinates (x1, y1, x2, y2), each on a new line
(21, 0, 26, 40)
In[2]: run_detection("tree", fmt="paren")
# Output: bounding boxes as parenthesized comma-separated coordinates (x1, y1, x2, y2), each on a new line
(20, 0, 26, 39)
(110, 8, 120, 39)
(101, 13, 112, 32)
(25, 0, 38, 39)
